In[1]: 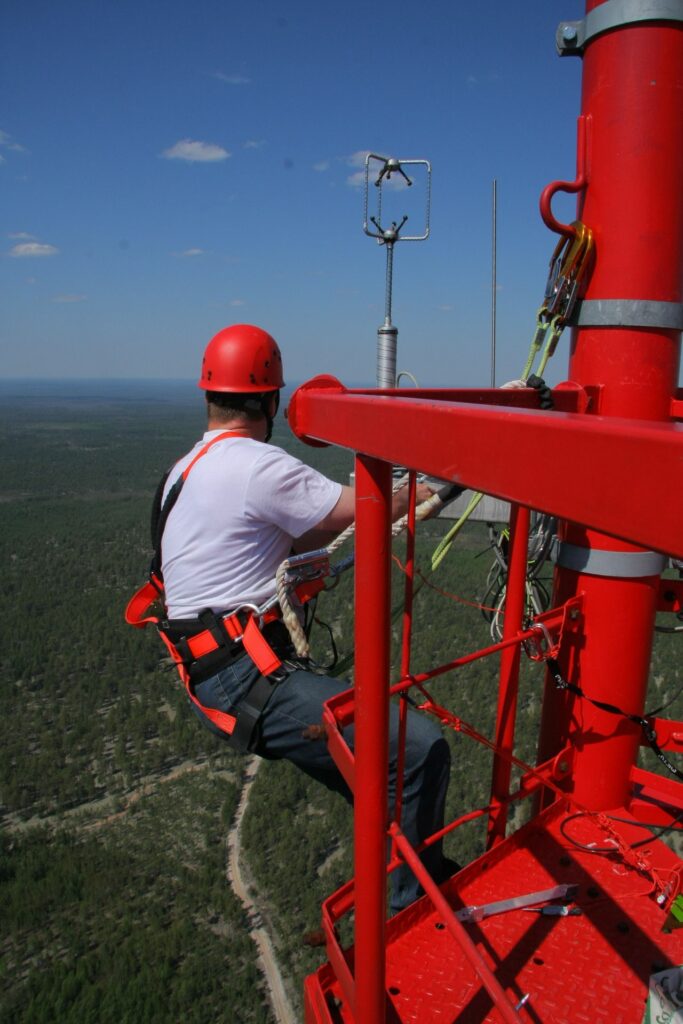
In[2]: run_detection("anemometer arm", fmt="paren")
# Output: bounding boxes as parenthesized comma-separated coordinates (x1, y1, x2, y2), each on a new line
(375, 157, 413, 188)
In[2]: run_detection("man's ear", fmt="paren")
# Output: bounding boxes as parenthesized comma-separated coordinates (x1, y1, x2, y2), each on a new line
(269, 392, 280, 418)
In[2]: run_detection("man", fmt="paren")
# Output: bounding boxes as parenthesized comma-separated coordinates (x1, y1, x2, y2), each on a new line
(157, 323, 451, 915)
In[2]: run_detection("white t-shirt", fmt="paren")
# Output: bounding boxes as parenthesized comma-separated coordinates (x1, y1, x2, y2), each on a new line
(160, 431, 342, 619)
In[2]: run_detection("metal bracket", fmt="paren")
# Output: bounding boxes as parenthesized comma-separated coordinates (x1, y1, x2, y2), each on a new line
(569, 299, 683, 330)
(557, 543, 667, 578)
(557, 0, 683, 56)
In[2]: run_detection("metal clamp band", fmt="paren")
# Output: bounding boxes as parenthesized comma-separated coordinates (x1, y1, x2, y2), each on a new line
(557, 542, 667, 578)
(557, 0, 683, 56)
(569, 299, 683, 330)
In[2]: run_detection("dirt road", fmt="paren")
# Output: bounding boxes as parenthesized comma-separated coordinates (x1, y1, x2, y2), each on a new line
(227, 757, 296, 1024)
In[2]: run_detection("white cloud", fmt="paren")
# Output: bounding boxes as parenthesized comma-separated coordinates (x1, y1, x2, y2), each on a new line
(348, 150, 372, 168)
(182, 248, 205, 257)
(437, 304, 454, 312)
(313, 160, 330, 172)
(230, 298, 245, 307)
(347, 170, 366, 189)
(243, 139, 266, 150)
(10, 241, 59, 258)
(8, 231, 36, 240)
(0, 129, 27, 154)
(53, 294, 86, 303)
(213, 71, 251, 85)
(161, 139, 230, 163)
(466, 72, 499, 89)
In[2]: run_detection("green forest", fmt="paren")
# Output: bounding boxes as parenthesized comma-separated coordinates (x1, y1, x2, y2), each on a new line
(1, 382, 681, 1022)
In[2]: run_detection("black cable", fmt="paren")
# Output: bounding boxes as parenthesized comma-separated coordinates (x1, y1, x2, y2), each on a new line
(547, 657, 683, 781)
(559, 809, 683, 854)
(311, 614, 339, 672)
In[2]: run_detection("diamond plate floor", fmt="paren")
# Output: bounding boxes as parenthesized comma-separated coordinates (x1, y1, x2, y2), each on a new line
(306, 804, 683, 1023)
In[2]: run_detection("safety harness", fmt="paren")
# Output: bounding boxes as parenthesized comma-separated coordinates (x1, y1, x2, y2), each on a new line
(125, 429, 312, 752)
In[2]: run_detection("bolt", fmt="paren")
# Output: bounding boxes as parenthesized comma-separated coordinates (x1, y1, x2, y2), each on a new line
(562, 24, 578, 44)
(558, 760, 569, 774)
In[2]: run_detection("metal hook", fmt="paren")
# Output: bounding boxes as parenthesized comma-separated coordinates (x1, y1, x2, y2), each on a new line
(539, 115, 590, 239)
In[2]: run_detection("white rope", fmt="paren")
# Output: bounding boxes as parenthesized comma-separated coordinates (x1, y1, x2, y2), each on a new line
(276, 475, 441, 658)
(275, 563, 310, 658)
(326, 472, 409, 557)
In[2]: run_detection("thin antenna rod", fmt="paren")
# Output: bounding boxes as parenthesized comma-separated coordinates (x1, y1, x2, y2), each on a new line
(491, 178, 497, 388)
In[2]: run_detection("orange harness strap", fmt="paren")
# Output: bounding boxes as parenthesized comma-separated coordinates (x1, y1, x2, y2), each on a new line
(125, 581, 285, 738)
(155, 628, 239, 737)
(180, 429, 248, 478)
(125, 427, 328, 742)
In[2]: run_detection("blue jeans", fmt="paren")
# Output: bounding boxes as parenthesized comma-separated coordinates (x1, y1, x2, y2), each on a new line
(193, 653, 451, 914)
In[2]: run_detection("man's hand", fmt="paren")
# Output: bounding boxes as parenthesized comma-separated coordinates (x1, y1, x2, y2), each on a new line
(391, 480, 435, 521)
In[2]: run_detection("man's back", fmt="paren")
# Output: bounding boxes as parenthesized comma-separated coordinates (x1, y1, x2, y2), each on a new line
(161, 431, 341, 619)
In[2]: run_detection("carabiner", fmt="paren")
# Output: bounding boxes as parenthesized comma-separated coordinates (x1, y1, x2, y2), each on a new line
(523, 620, 558, 662)
(545, 221, 593, 321)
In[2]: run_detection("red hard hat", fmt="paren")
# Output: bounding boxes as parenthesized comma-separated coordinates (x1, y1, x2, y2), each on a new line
(198, 324, 285, 392)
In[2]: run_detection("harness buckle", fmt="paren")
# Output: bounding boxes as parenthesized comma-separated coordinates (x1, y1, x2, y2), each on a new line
(223, 603, 263, 640)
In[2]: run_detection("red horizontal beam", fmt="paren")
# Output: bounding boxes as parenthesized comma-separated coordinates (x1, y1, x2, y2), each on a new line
(288, 379, 683, 559)
(631, 765, 683, 814)
(341, 384, 592, 413)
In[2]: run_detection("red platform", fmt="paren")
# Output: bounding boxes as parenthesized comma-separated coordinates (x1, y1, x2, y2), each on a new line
(306, 803, 683, 1023)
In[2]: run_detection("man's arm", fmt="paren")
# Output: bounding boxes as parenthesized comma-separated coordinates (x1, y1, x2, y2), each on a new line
(293, 481, 433, 552)
(293, 485, 355, 551)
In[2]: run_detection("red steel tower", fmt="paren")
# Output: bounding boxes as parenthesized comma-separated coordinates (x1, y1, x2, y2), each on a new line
(288, 3, 683, 1020)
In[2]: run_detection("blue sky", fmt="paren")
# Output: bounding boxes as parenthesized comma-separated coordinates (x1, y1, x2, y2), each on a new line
(2, 0, 589, 386)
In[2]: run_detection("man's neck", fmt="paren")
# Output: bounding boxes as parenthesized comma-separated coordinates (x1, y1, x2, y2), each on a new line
(206, 417, 265, 442)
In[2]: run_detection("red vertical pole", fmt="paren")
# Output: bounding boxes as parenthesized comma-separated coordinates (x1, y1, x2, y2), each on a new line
(353, 453, 391, 1024)
(393, 471, 417, 829)
(487, 504, 530, 847)
(538, 2, 683, 808)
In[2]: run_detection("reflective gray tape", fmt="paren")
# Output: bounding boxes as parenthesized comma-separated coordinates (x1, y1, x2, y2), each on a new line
(570, 299, 683, 330)
(558, 0, 683, 55)
(557, 543, 667, 578)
